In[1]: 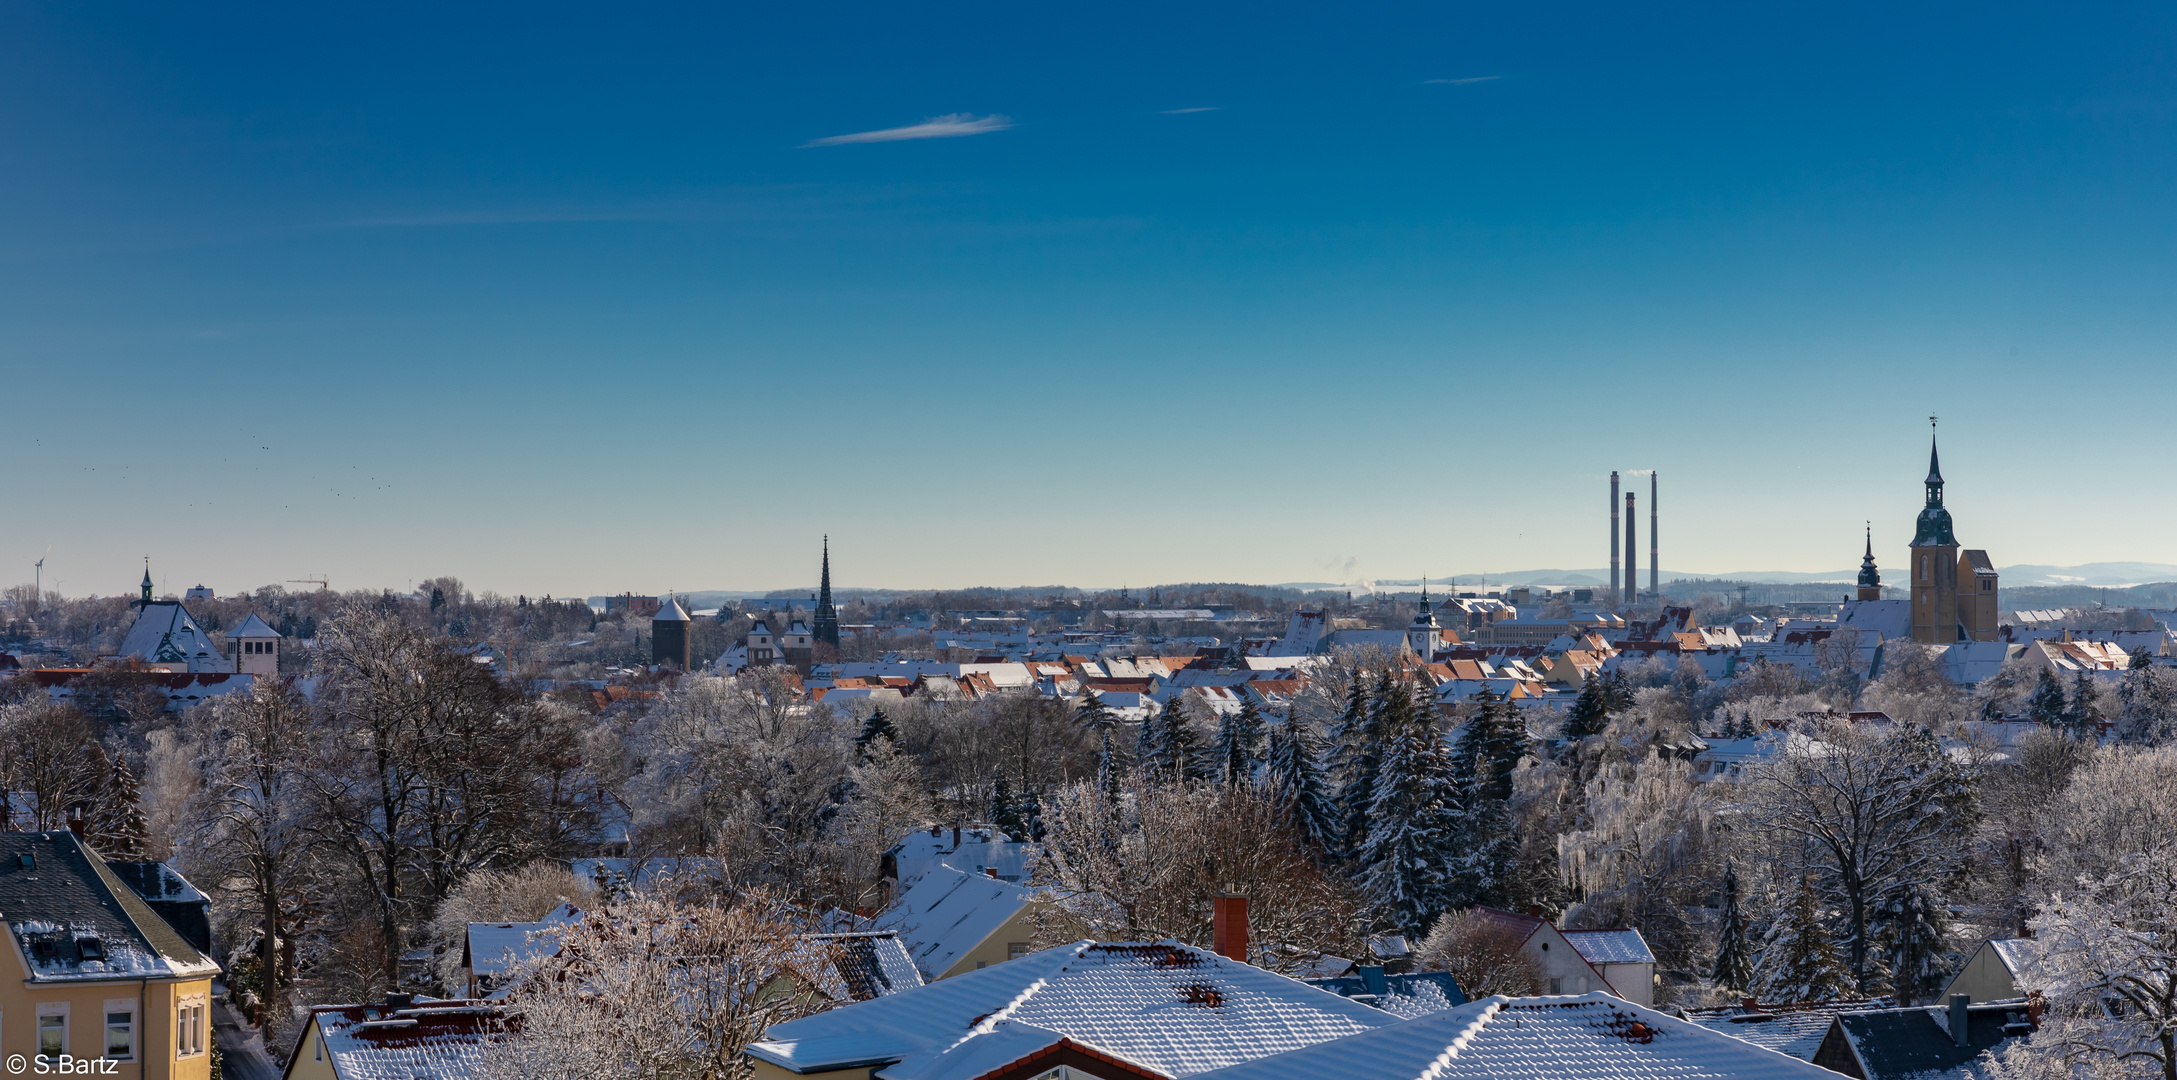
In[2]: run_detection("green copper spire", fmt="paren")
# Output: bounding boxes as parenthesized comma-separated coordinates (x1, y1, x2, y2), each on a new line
(1911, 419, 1956, 547)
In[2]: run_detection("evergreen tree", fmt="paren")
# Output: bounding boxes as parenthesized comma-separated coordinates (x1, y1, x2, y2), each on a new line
(1877, 884, 1950, 1005)
(1148, 696, 1204, 782)
(856, 707, 899, 753)
(1712, 863, 1755, 993)
(1446, 688, 1525, 908)
(1017, 787, 1046, 842)
(1212, 696, 1268, 785)
(2027, 668, 2068, 727)
(1359, 686, 1457, 938)
(1097, 728, 1124, 800)
(987, 775, 1027, 837)
(1560, 673, 1608, 752)
(1328, 671, 1383, 854)
(2066, 669, 2100, 738)
(1134, 705, 1158, 775)
(1601, 668, 1634, 712)
(92, 750, 148, 860)
(1756, 876, 1854, 1003)
(429, 587, 445, 613)
(1074, 689, 1117, 734)
(1265, 717, 1343, 855)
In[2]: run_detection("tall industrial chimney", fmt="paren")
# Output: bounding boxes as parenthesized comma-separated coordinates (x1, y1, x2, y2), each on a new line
(1625, 491, 1638, 606)
(1610, 472, 1621, 605)
(1650, 471, 1659, 599)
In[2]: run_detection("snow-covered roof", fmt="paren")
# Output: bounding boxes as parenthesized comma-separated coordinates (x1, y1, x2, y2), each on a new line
(1305, 970, 1467, 1019)
(297, 1000, 506, 1080)
(1836, 600, 1910, 642)
(116, 600, 231, 672)
(0, 831, 220, 983)
(1683, 998, 1892, 1061)
(654, 597, 691, 622)
(799, 932, 925, 1002)
(227, 612, 281, 639)
(887, 826, 1034, 886)
(874, 865, 1042, 980)
(1189, 993, 1842, 1080)
(464, 902, 582, 995)
(1987, 937, 2045, 985)
(1563, 928, 1655, 966)
(749, 940, 1395, 1078)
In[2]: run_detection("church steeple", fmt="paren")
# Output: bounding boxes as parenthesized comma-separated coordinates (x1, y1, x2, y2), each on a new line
(1857, 524, 1882, 600)
(140, 558, 154, 608)
(813, 536, 840, 649)
(1910, 419, 1956, 547)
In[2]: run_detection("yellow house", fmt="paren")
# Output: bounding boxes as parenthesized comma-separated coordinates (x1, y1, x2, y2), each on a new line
(0, 831, 220, 1079)
(873, 865, 1043, 981)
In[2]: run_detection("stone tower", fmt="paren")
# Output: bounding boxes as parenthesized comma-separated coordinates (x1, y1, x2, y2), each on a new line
(652, 595, 692, 670)
(1406, 579, 1442, 658)
(229, 612, 283, 676)
(1909, 426, 1961, 643)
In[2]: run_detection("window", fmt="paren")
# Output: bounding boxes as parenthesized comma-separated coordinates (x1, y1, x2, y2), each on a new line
(176, 997, 207, 1058)
(1009, 942, 1032, 960)
(38, 1005, 67, 1062)
(1549, 978, 1562, 994)
(104, 1006, 135, 1061)
(1921, 555, 1931, 580)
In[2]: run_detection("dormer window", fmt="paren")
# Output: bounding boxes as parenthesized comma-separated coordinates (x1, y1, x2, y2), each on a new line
(77, 936, 105, 961)
(32, 938, 57, 958)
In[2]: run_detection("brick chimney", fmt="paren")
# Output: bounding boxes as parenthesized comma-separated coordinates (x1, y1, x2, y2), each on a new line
(1212, 895, 1249, 964)
(65, 807, 86, 839)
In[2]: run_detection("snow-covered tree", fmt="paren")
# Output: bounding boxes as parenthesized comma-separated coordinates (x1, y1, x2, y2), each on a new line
(1360, 684, 1457, 938)
(2067, 668, 2103, 738)
(1212, 696, 1268, 786)
(1447, 688, 1527, 909)
(1750, 719, 1976, 988)
(1145, 695, 1204, 782)
(1560, 674, 1609, 751)
(1712, 863, 1755, 993)
(2120, 663, 2177, 745)
(855, 707, 898, 752)
(1328, 671, 1386, 857)
(1981, 845, 2177, 1080)
(91, 750, 148, 860)
(1074, 689, 1117, 735)
(1755, 876, 1853, 1003)
(1264, 717, 1342, 856)
(1875, 883, 1951, 1005)
(2029, 667, 2070, 727)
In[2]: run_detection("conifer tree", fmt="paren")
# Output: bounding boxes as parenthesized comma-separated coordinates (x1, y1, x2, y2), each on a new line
(987, 776, 1027, 837)
(1265, 717, 1343, 856)
(856, 707, 899, 753)
(1446, 688, 1525, 908)
(1560, 673, 1609, 751)
(1712, 862, 1754, 993)
(2027, 668, 2068, 727)
(1212, 696, 1268, 786)
(1017, 787, 1046, 842)
(1360, 684, 1456, 938)
(1756, 876, 1853, 1003)
(1098, 728, 1124, 801)
(1134, 704, 1159, 774)
(1328, 670, 1383, 854)
(1602, 668, 1634, 712)
(1148, 696, 1204, 782)
(1074, 689, 1116, 734)
(1877, 884, 1950, 1005)
(92, 750, 148, 860)
(2066, 669, 2100, 738)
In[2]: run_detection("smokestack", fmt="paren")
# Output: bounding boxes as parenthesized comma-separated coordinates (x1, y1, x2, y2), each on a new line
(1610, 472, 1621, 605)
(1625, 492, 1637, 606)
(1950, 995, 1971, 1046)
(1650, 471, 1659, 599)
(1212, 894, 1250, 964)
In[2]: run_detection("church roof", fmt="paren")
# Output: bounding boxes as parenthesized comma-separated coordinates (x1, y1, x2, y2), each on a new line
(228, 612, 281, 639)
(117, 601, 226, 669)
(654, 596, 692, 623)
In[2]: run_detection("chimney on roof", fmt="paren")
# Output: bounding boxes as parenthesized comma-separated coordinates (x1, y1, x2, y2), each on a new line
(985, 867, 997, 878)
(385, 992, 415, 1012)
(951, 824, 961, 850)
(1528, 905, 1543, 918)
(1212, 894, 1250, 964)
(65, 807, 85, 839)
(1950, 995, 1971, 1047)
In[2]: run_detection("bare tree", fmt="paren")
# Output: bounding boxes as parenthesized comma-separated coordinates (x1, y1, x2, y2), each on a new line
(1412, 908, 1546, 997)
(0, 701, 101, 829)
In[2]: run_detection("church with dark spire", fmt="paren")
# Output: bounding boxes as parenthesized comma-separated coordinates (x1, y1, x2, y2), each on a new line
(1908, 422, 1999, 643)
(1856, 525, 1882, 601)
(813, 536, 840, 649)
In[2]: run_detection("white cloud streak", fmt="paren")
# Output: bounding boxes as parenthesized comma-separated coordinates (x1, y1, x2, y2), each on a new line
(1423, 76, 1501, 85)
(802, 113, 1013, 148)
(1160, 106, 1220, 114)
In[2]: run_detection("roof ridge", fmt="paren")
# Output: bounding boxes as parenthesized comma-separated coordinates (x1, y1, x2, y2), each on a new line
(957, 941, 1093, 1043)
(1415, 997, 1505, 1080)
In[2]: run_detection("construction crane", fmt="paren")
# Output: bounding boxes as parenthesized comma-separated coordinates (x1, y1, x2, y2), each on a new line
(288, 578, 329, 591)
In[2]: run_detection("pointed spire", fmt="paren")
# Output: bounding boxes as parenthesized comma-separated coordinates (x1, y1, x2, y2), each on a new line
(813, 535, 840, 648)
(1418, 576, 1430, 613)
(1859, 523, 1881, 589)
(1926, 416, 1944, 485)
(140, 558, 154, 606)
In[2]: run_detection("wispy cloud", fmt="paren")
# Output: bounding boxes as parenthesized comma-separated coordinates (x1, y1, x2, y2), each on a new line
(1160, 106, 1220, 114)
(802, 113, 1013, 148)
(1424, 75, 1501, 85)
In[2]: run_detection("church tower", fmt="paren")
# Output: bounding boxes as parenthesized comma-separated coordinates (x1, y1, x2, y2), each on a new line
(1909, 424, 1962, 643)
(813, 536, 840, 649)
(1856, 525, 1883, 602)
(1406, 579, 1442, 658)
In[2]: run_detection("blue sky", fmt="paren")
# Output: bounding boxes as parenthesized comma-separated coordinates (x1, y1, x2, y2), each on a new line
(6, 2, 2177, 597)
